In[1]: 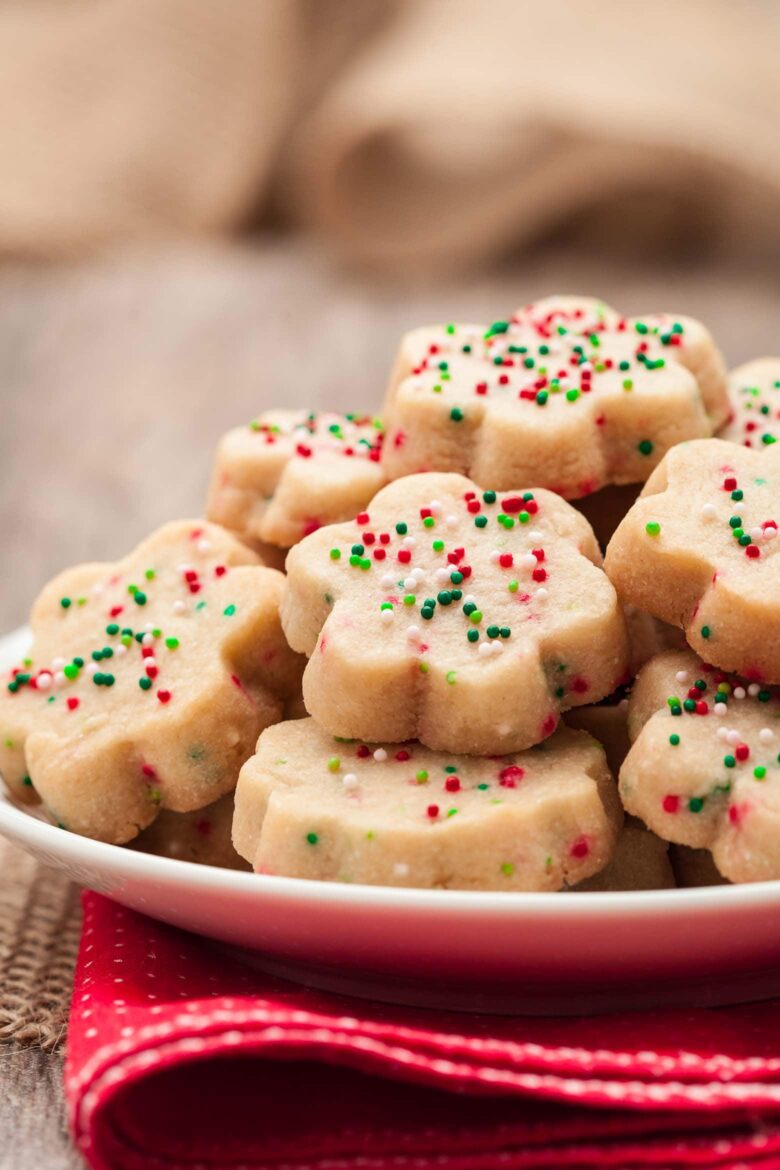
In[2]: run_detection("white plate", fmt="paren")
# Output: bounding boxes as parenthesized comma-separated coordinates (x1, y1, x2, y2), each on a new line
(2, 626, 780, 1015)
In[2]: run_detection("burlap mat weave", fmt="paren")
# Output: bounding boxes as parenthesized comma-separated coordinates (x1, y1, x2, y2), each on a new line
(0, 838, 79, 1051)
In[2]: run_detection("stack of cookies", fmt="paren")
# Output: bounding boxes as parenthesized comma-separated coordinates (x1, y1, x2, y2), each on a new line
(3, 295, 778, 889)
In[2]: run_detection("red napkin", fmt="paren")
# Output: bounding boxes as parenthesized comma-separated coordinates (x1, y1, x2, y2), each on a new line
(67, 893, 780, 1170)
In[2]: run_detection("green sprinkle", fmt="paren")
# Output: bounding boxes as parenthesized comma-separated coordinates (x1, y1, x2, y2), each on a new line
(106, 623, 119, 636)
(508, 580, 518, 593)
(485, 320, 510, 338)
(469, 610, 483, 624)
(423, 516, 435, 528)
(467, 629, 479, 643)
(487, 625, 500, 638)
(306, 832, 319, 845)
(669, 734, 680, 746)
(134, 591, 147, 606)
(223, 604, 236, 616)
(139, 677, 152, 690)
(63, 664, 79, 680)
(165, 637, 179, 650)
(450, 407, 464, 422)
(432, 539, 444, 552)
(474, 515, 487, 528)
(622, 379, 633, 391)
(645, 521, 661, 536)
(145, 569, 155, 581)
(60, 598, 71, 609)
(638, 439, 653, 456)
(329, 548, 341, 560)
(754, 766, 767, 780)
(482, 490, 496, 503)
(416, 770, 428, 784)
(724, 754, 736, 768)
(701, 625, 711, 639)
(688, 796, 705, 813)
(327, 757, 340, 773)
(446, 670, 457, 685)
(396, 523, 407, 535)
(500, 862, 515, 877)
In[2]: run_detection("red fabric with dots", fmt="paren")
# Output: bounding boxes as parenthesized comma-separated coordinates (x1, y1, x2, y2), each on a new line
(67, 894, 780, 1170)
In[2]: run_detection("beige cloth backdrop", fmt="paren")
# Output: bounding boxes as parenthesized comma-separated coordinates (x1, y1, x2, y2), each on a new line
(1, 0, 780, 269)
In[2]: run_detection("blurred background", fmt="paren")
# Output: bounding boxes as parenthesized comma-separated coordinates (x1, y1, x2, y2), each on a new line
(2, 0, 780, 628)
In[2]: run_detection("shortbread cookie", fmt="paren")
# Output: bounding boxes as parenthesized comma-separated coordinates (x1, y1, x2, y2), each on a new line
(620, 648, 780, 882)
(575, 818, 674, 891)
(132, 793, 249, 870)
(283, 472, 629, 753)
(670, 846, 727, 888)
(207, 410, 385, 549)
(605, 439, 780, 682)
(233, 719, 622, 890)
(0, 521, 302, 844)
(565, 695, 630, 777)
(718, 359, 780, 450)
(382, 296, 728, 496)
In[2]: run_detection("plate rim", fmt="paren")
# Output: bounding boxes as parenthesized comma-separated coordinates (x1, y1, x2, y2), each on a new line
(2, 625, 779, 920)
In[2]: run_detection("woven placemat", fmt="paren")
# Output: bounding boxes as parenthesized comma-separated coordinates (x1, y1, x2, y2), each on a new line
(0, 838, 80, 1050)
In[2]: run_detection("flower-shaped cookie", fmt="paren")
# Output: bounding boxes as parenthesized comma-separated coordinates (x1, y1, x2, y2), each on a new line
(381, 295, 728, 496)
(605, 439, 780, 681)
(282, 472, 629, 753)
(621, 649, 780, 883)
(132, 792, 248, 870)
(0, 521, 303, 843)
(233, 719, 621, 890)
(718, 358, 780, 450)
(206, 409, 386, 550)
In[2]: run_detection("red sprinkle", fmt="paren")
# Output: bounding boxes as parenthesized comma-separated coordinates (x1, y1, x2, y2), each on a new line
(66, 697, 79, 711)
(445, 776, 461, 793)
(427, 804, 439, 819)
(157, 690, 172, 704)
(662, 794, 680, 814)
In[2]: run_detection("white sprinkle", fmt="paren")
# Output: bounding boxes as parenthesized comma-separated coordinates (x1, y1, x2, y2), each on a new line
(406, 625, 420, 641)
(733, 686, 746, 699)
(145, 658, 157, 671)
(91, 583, 104, 596)
(142, 633, 154, 647)
(435, 568, 450, 583)
(675, 671, 689, 684)
(717, 727, 730, 741)
(491, 640, 504, 654)
(342, 773, 358, 790)
(393, 863, 409, 878)
(36, 672, 52, 691)
(380, 609, 394, 625)
(521, 553, 537, 571)
(196, 539, 211, 554)
(428, 500, 442, 515)
(52, 657, 65, 670)
(115, 645, 127, 658)
(478, 642, 492, 657)
(381, 573, 395, 588)
(412, 567, 426, 582)
(54, 671, 66, 688)
(535, 587, 549, 602)
(765, 526, 777, 541)
(446, 515, 458, 527)
(701, 503, 717, 520)
(727, 729, 741, 745)
(528, 529, 543, 542)
(177, 563, 192, 574)
(490, 550, 501, 563)
(144, 621, 155, 633)
(759, 728, 774, 744)
(748, 683, 761, 697)
(173, 600, 186, 615)
(86, 662, 98, 677)
(750, 527, 763, 541)
(404, 577, 417, 591)
(713, 702, 727, 716)
(402, 536, 416, 549)
(373, 748, 388, 762)
(464, 594, 477, 606)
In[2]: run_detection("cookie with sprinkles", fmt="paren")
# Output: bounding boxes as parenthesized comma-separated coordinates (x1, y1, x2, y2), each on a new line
(206, 409, 386, 550)
(620, 648, 780, 883)
(718, 358, 780, 450)
(132, 792, 249, 870)
(605, 438, 780, 681)
(232, 719, 621, 890)
(381, 295, 728, 496)
(282, 472, 629, 753)
(0, 521, 303, 844)
(574, 818, 674, 891)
